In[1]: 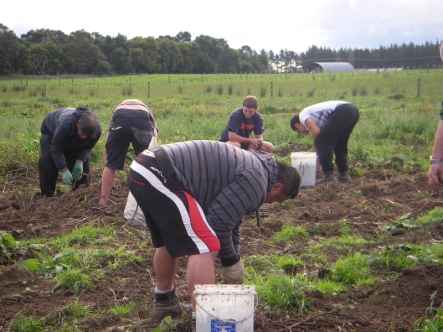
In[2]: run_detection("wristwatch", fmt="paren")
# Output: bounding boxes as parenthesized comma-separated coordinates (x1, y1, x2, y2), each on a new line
(430, 156, 443, 164)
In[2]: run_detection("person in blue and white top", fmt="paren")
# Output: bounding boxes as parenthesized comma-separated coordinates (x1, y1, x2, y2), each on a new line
(290, 101, 359, 183)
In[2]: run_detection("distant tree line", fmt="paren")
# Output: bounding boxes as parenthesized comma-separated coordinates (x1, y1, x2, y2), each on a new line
(0, 23, 441, 76)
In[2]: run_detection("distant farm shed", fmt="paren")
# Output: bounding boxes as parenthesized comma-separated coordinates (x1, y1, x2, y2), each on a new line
(307, 62, 355, 73)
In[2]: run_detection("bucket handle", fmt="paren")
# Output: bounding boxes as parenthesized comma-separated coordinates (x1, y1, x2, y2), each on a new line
(193, 292, 258, 324)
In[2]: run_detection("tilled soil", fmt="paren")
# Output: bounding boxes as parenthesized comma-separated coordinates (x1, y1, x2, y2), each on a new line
(1, 162, 443, 331)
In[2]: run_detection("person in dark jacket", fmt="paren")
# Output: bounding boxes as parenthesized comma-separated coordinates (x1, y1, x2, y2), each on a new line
(128, 140, 301, 321)
(38, 107, 102, 197)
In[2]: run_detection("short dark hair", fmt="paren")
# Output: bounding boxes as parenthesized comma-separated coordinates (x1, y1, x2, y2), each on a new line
(290, 114, 300, 131)
(242, 96, 259, 109)
(77, 108, 101, 139)
(277, 162, 301, 199)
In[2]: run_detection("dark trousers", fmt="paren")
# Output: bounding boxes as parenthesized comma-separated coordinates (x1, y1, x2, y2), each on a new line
(38, 134, 90, 197)
(315, 103, 360, 173)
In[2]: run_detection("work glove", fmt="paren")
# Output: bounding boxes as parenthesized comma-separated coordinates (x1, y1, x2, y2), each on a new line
(72, 163, 83, 180)
(62, 170, 73, 184)
(221, 260, 245, 284)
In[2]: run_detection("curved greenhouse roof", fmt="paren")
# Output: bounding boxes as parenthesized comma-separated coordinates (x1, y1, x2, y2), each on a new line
(307, 62, 355, 73)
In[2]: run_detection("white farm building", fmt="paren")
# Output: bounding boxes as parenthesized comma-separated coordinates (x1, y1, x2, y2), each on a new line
(307, 62, 355, 73)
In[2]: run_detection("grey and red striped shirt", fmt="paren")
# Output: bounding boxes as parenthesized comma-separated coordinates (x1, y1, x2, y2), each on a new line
(147, 140, 278, 263)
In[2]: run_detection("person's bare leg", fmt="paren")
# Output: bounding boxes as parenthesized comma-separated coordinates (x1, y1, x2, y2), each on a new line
(261, 141, 274, 153)
(99, 167, 116, 205)
(154, 246, 178, 291)
(186, 251, 218, 311)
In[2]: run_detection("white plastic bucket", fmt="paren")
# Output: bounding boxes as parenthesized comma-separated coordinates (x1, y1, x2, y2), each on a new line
(291, 152, 317, 187)
(194, 284, 256, 332)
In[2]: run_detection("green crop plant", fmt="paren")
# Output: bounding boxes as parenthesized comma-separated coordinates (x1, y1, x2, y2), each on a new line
(153, 316, 175, 332)
(0, 232, 16, 260)
(108, 301, 135, 315)
(370, 243, 443, 271)
(20, 258, 41, 272)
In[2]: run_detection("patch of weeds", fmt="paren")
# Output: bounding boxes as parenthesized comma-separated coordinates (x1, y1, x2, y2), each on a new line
(312, 223, 325, 235)
(337, 218, 351, 236)
(414, 307, 443, 331)
(260, 85, 267, 98)
(216, 84, 223, 95)
(272, 220, 309, 244)
(351, 86, 358, 96)
(243, 254, 275, 273)
(2, 100, 13, 107)
(177, 86, 183, 94)
(122, 86, 133, 96)
(108, 301, 135, 315)
(359, 86, 368, 96)
(416, 207, 443, 224)
(310, 235, 368, 253)
(55, 268, 91, 294)
(205, 85, 212, 93)
(387, 94, 405, 100)
(274, 255, 304, 274)
(61, 299, 90, 318)
(307, 89, 315, 98)
(252, 273, 307, 311)
(311, 279, 347, 296)
(330, 252, 372, 286)
(227, 84, 233, 95)
(10, 314, 52, 332)
(53, 224, 113, 247)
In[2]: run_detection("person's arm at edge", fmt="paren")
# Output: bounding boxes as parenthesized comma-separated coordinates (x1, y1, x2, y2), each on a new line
(428, 119, 443, 191)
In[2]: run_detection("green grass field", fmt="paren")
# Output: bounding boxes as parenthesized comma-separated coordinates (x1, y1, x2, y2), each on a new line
(0, 70, 442, 178)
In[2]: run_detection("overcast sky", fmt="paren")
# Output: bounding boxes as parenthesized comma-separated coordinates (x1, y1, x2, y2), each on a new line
(2, 0, 442, 54)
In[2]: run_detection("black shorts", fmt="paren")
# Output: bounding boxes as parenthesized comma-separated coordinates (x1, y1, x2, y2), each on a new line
(128, 154, 220, 258)
(105, 110, 154, 170)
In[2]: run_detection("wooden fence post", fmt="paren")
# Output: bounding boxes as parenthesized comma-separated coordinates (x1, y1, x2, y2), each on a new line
(147, 82, 151, 98)
(417, 78, 421, 97)
(270, 81, 274, 99)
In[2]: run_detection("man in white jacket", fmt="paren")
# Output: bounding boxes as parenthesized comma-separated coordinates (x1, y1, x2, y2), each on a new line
(290, 101, 359, 183)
